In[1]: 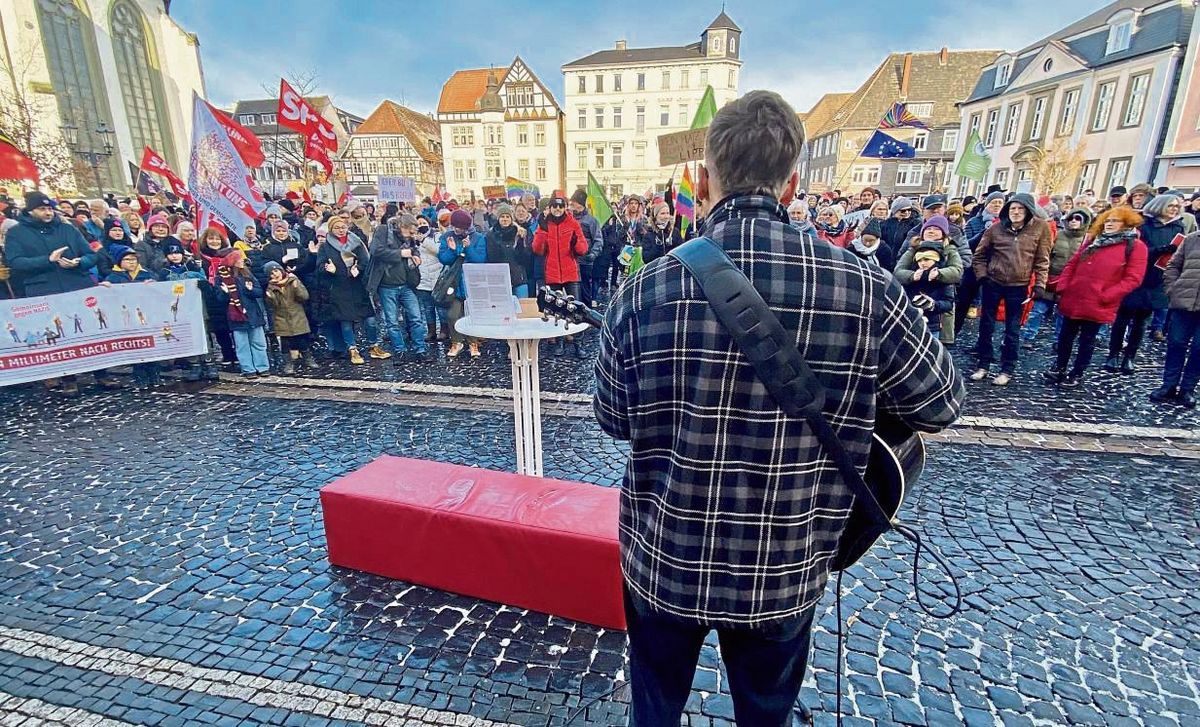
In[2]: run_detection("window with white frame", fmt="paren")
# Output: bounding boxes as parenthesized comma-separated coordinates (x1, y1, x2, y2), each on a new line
(518, 159, 529, 179)
(595, 146, 605, 169)
(634, 142, 646, 167)
(577, 76, 586, 93)
(851, 165, 880, 185)
(238, 114, 255, 126)
(535, 124, 546, 146)
(517, 124, 528, 145)
(895, 164, 925, 187)
(613, 106, 622, 128)
(995, 62, 1011, 88)
(662, 71, 670, 89)
(453, 160, 464, 181)
(612, 144, 623, 169)
(466, 160, 477, 180)
(260, 113, 276, 125)
(486, 160, 502, 179)
(1078, 161, 1098, 193)
(488, 124, 503, 145)
(968, 113, 981, 136)
(1028, 96, 1048, 141)
(1092, 81, 1117, 131)
(636, 106, 645, 134)
(536, 159, 546, 181)
(452, 126, 474, 146)
(908, 102, 933, 117)
(595, 75, 604, 93)
(1106, 157, 1130, 190)
(941, 129, 959, 152)
(594, 107, 604, 129)
(681, 70, 690, 89)
(994, 168, 1010, 189)
(637, 73, 645, 91)
(728, 69, 735, 88)
(660, 105, 670, 126)
(1122, 73, 1151, 127)
(1059, 88, 1081, 135)
(678, 104, 689, 126)
(613, 74, 622, 92)
(576, 145, 586, 170)
(1003, 102, 1022, 145)
(700, 69, 708, 86)
(984, 108, 1000, 146)
(1106, 12, 1134, 55)
(578, 108, 586, 129)
(913, 131, 928, 151)
(942, 164, 953, 188)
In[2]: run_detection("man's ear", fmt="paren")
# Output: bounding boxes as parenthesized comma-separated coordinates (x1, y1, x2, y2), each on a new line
(697, 164, 710, 203)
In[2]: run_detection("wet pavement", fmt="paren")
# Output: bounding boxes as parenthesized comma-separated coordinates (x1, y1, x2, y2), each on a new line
(0, 376, 1196, 725)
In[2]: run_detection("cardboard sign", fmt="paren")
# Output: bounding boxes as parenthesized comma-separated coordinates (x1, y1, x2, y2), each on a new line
(378, 176, 417, 202)
(482, 185, 507, 200)
(658, 128, 708, 166)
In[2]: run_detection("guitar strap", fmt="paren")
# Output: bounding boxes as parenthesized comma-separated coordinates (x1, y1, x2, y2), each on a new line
(670, 236, 892, 530)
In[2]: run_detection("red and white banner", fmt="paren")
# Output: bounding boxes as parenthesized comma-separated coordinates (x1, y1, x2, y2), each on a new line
(205, 101, 265, 167)
(139, 146, 193, 203)
(0, 281, 207, 386)
(278, 78, 338, 174)
(188, 94, 268, 233)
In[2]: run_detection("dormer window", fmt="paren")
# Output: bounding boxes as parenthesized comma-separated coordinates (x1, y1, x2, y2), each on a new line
(1106, 10, 1135, 55)
(729, 37, 736, 54)
(711, 36, 722, 53)
(994, 61, 1011, 88)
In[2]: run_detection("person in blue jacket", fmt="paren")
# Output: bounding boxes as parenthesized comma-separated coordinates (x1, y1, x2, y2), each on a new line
(437, 209, 487, 358)
(103, 244, 159, 387)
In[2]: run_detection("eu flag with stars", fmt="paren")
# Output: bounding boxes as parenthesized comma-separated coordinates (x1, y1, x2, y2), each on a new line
(861, 130, 916, 159)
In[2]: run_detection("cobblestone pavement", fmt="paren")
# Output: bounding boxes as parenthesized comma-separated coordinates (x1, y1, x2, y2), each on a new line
(0, 382, 1197, 726)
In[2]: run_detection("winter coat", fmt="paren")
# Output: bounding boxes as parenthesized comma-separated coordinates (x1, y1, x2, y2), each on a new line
(485, 223, 531, 289)
(265, 274, 311, 337)
(893, 239, 965, 286)
(532, 213, 588, 285)
(905, 219, 972, 268)
(263, 234, 315, 281)
(972, 194, 1052, 292)
(881, 215, 919, 256)
(104, 265, 156, 284)
(963, 213, 993, 252)
(436, 229, 487, 300)
(217, 272, 266, 330)
(368, 224, 422, 295)
(572, 211, 603, 265)
(136, 234, 175, 274)
(903, 276, 955, 332)
(1165, 231, 1200, 312)
(417, 230, 443, 292)
(1122, 216, 1185, 311)
(816, 222, 854, 249)
(1039, 229, 1088, 302)
(603, 216, 646, 258)
(194, 244, 234, 331)
(638, 224, 688, 264)
(5, 212, 98, 297)
(1057, 233, 1148, 324)
(314, 234, 374, 323)
(848, 238, 896, 272)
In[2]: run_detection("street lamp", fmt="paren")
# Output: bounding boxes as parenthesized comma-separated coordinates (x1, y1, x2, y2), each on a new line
(60, 117, 116, 198)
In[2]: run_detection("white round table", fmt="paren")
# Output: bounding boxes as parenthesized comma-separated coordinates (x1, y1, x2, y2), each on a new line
(456, 316, 589, 477)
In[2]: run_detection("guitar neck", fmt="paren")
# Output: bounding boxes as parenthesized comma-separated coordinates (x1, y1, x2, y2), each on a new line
(581, 308, 604, 329)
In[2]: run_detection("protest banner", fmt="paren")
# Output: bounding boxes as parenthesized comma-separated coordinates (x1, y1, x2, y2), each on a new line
(657, 128, 708, 166)
(0, 281, 207, 386)
(482, 185, 506, 200)
(378, 176, 417, 202)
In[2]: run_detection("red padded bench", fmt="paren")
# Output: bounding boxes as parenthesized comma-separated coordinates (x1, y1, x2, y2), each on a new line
(320, 456, 625, 630)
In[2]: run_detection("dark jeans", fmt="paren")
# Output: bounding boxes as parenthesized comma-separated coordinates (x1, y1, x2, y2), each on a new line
(415, 290, 445, 334)
(1055, 318, 1102, 376)
(1162, 309, 1200, 394)
(1109, 307, 1152, 359)
(213, 329, 236, 362)
(580, 265, 597, 307)
(975, 280, 1027, 373)
(378, 286, 426, 353)
(954, 267, 982, 334)
(624, 590, 815, 727)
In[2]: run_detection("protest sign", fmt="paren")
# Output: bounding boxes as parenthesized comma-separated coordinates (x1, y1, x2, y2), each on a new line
(378, 176, 417, 202)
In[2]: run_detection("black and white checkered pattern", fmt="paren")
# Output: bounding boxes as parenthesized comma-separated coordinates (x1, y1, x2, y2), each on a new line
(595, 195, 965, 627)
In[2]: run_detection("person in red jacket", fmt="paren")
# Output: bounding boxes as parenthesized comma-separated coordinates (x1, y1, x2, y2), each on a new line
(1046, 206, 1147, 388)
(533, 195, 589, 356)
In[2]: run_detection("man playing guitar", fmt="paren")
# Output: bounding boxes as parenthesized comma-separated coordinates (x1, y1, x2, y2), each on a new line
(593, 91, 965, 726)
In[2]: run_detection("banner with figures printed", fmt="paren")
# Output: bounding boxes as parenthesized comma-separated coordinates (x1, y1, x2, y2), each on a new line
(0, 281, 207, 386)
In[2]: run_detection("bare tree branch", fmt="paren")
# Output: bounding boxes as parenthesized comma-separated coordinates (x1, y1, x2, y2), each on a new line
(1031, 139, 1087, 197)
(0, 37, 75, 191)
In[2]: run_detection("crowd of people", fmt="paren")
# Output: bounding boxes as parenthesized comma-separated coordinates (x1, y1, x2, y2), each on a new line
(0, 176, 1198, 407)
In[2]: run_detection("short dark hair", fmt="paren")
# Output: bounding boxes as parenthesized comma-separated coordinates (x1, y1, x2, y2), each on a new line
(705, 90, 804, 197)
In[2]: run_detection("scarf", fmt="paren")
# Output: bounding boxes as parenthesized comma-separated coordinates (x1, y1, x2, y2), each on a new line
(327, 232, 361, 254)
(817, 219, 846, 237)
(851, 238, 880, 258)
(1082, 229, 1138, 257)
(494, 223, 518, 247)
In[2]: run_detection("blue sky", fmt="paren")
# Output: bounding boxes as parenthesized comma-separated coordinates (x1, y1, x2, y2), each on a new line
(175, 0, 1102, 118)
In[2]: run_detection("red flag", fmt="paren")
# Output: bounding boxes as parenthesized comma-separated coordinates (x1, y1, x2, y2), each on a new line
(431, 184, 443, 204)
(304, 130, 333, 176)
(0, 132, 39, 183)
(277, 79, 338, 152)
(195, 205, 228, 245)
(336, 187, 349, 207)
(139, 146, 193, 204)
(302, 186, 313, 206)
(205, 101, 264, 167)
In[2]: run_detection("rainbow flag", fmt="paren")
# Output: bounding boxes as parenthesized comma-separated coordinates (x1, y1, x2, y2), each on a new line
(677, 165, 695, 237)
(878, 102, 929, 130)
(505, 176, 539, 199)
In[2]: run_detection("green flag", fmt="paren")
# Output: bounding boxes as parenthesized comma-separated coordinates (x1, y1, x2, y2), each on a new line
(690, 85, 718, 129)
(954, 129, 991, 183)
(586, 172, 613, 227)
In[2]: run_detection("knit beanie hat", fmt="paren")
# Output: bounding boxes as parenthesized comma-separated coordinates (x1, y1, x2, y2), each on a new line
(450, 209, 472, 231)
(496, 203, 515, 219)
(984, 191, 1006, 207)
(164, 241, 186, 257)
(889, 196, 914, 215)
(914, 248, 942, 264)
(103, 218, 124, 236)
(861, 218, 883, 239)
(920, 214, 951, 238)
(570, 189, 588, 207)
(147, 212, 170, 230)
(825, 204, 845, 221)
(263, 261, 284, 276)
(111, 244, 138, 263)
(222, 249, 244, 268)
(947, 202, 965, 218)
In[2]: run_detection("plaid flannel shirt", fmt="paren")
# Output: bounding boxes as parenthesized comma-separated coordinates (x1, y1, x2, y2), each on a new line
(595, 195, 964, 628)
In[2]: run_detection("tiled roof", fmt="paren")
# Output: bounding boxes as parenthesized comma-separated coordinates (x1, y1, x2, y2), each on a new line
(229, 96, 362, 137)
(822, 50, 1001, 131)
(964, 0, 1192, 104)
(356, 100, 442, 163)
(563, 42, 705, 68)
(437, 68, 499, 114)
(705, 11, 741, 32)
(800, 93, 854, 137)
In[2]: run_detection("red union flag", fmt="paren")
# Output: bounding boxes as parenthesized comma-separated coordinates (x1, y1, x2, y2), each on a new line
(304, 130, 333, 175)
(139, 146, 193, 203)
(204, 101, 264, 167)
(277, 79, 338, 151)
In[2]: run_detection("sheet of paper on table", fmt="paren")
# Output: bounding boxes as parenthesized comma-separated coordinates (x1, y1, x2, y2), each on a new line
(463, 263, 519, 324)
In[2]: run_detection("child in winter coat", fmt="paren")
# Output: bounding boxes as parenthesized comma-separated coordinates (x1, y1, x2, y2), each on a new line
(158, 241, 214, 381)
(103, 245, 160, 387)
(264, 260, 314, 375)
(903, 242, 955, 333)
(218, 249, 271, 376)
